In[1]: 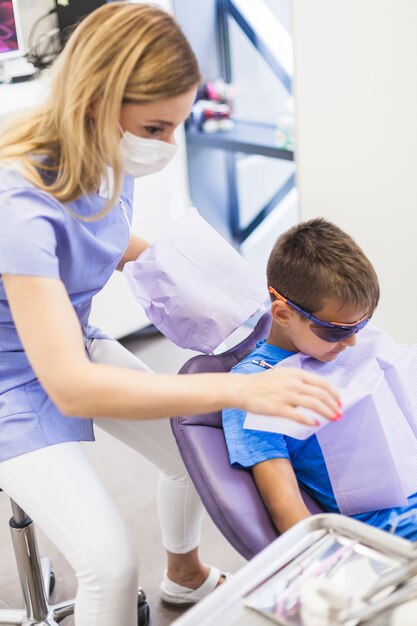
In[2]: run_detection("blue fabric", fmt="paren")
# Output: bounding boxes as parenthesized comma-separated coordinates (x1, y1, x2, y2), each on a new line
(0, 168, 134, 461)
(222, 340, 417, 541)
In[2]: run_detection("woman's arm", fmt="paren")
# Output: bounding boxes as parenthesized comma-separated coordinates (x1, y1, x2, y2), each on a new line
(253, 458, 311, 533)
(3, 275, 340, 423)
(116, 234, 149, 270)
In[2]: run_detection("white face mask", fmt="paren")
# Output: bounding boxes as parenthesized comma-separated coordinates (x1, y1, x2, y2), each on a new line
(119, 129, 178, 178)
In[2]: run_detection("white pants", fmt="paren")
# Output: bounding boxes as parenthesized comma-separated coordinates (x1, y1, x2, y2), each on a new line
(0, 338, 205, 626)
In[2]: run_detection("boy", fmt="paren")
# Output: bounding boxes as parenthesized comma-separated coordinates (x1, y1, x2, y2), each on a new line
(222, 218, 417, 540)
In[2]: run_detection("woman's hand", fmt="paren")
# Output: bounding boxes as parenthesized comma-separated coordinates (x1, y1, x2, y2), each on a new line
(235, 368, 341, 425)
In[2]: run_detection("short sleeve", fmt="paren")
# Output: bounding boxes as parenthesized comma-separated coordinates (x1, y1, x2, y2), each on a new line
(222, 392, 290, 471)
(221, 358, 291, 467)
(0, 187, 65, 279)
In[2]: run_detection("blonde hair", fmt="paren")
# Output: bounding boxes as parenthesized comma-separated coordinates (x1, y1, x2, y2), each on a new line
(0, 2, 200, 220)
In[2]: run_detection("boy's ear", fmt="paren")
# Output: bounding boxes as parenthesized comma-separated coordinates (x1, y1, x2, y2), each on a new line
(271, 299, 294, 327)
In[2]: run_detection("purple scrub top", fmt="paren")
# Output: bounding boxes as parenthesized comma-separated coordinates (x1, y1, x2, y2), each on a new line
(0, 167, 134, 461)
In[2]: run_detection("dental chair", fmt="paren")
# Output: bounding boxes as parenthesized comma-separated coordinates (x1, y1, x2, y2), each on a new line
(171, 312, 324, 560)
(0, 490, 150, 625)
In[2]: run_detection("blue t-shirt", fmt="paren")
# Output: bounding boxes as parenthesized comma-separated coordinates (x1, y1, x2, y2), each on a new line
(0, 167, 134, 461)
(222, 340, 417, 541)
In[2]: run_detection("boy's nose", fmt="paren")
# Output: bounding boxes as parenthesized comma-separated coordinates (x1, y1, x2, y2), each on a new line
(341, 334, 357, 347)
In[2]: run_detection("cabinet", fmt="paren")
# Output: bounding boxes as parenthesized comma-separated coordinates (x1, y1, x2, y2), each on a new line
(177, 0, 298, 276)
(186, 120, 295, 245)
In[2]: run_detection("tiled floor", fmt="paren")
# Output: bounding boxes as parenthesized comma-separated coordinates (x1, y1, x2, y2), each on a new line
(0, 331, 246, 625)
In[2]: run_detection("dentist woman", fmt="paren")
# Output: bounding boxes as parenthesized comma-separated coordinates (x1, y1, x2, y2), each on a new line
(0, 3, 340, 625)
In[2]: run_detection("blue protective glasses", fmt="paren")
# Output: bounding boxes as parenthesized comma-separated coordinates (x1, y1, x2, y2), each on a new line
(268, 286, 370, 343)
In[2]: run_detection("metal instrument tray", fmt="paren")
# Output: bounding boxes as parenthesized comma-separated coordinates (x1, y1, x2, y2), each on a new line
(244, 514, 417, 625)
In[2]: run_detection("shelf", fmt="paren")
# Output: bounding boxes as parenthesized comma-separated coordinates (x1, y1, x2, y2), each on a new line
(185, 120, 294, 160)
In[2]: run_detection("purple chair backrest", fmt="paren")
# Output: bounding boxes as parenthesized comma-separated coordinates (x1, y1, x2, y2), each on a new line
(171, 312, 323, 560)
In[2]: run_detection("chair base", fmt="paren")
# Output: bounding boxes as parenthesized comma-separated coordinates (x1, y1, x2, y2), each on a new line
(0, 594, 148, 625)
(0, 591, 148, 625)
(2, 501, 149, 625)
(0, 602, 73, 625)
(0, 550, 75, 625)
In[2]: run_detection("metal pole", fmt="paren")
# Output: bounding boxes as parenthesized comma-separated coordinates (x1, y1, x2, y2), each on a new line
(9, 504, 49, 623)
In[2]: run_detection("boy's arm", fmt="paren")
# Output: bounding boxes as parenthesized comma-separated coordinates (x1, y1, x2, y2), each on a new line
(253, 458, 311, 533)
(116, 234, 149, 270)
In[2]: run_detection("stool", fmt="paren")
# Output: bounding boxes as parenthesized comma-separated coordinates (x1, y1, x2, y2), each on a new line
(0, 492, 150, 625)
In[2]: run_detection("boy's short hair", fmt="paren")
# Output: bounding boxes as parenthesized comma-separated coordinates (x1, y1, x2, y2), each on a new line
(266, 218, 380, 315)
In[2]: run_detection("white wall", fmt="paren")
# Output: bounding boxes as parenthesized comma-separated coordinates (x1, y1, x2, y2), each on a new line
(292, 0, 417, 342)
(17, 0, 56, 51)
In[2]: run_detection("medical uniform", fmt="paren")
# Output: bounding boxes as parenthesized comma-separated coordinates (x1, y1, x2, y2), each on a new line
(0, 167, 204, 626)
(222, 340, 417, 541)
(0, 168, 134, 459)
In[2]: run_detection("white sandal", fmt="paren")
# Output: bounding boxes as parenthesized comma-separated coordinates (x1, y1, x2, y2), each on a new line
(159, 566, 229, 605)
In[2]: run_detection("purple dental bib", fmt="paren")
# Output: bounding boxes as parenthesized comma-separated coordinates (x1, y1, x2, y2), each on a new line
(123, 207, 268, 353)
(275, 325, 417, 515)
